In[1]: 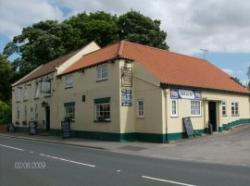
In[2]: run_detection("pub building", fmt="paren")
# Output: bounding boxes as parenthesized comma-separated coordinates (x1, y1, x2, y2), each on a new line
(12, 40, 250, 142)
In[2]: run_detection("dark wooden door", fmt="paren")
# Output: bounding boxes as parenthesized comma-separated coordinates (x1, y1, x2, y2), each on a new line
(209, 102, 217, 131)
(45, 106, 50, 131)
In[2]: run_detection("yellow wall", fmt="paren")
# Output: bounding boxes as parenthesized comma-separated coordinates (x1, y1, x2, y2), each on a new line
(166, 89, 250, 134)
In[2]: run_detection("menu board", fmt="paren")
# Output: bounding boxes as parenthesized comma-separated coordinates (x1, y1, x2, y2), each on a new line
(183, 117, 194, 137)
(61, 121, 71, 138)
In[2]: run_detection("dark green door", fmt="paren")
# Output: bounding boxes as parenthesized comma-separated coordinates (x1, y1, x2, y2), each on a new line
(45, 106, 50, 131)
(209, 102, 217, 131)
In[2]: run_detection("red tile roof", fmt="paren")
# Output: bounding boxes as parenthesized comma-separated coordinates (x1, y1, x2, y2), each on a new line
(63, 40, 249, 94)
(14, 50, 79, 86)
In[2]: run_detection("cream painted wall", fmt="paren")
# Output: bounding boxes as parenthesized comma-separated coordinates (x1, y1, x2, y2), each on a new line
(131, 62, 164, 134)
(165, 88, 250, 134)
(12, 73, 55, 129)
(54, 61, 121, 133)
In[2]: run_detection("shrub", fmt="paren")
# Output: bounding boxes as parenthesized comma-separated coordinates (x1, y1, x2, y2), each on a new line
(0, 100, 11, 124)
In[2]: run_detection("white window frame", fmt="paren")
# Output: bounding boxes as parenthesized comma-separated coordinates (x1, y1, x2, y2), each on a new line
(24, 86, 28, 100)
(222, 101, 227, 117)
(34, 82, 40, 98)
(65, 74, 74, 89)
(137, 99, 144, 118)
(16, 88, 22, 102)
(231, 102, 239, 116)
(97, 64, 108, 81)
(171, 99, 178, 117)
(191, 100, 201, 116)
(64, 102, 75, 119)
(95, 103, 111, 121)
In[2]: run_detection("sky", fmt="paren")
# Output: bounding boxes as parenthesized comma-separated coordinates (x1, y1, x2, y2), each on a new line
(0, 0, 249, 84)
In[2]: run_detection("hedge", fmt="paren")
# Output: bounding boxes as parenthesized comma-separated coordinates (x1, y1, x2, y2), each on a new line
(0, 100, 11, 124)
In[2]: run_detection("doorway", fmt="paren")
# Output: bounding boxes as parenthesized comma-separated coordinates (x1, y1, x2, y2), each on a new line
(208, 102, 217, 131)
(45, 106, 50, 131)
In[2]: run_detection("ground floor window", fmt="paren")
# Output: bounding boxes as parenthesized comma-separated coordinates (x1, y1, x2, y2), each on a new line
(191, 100, 201, 116)
(94, 97, 111, 121)
(231, 102, 239, 116)
(137, 99, 144, 118)
(171, 99, 178, 117)
(222, 101, 227, 116)
(64, 102, 75, 119)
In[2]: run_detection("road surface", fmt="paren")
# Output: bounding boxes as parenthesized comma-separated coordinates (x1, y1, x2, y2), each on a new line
(0, 135, 249, 186)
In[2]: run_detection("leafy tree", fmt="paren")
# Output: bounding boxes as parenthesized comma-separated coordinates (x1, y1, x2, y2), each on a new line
(231, 76, 244, 87)
(0, 54, 12, 101)
(117, 11, 169, 49)
(3, 10, 169, 79)
(0, 100, 11, 124)
(247, 66, 250, 89)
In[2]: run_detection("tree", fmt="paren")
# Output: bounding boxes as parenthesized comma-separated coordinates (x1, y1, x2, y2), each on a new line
(247, 66, 250, 89)
(0, 100, 11, 124)
(231, 76, 244, 87)
(117, 11, 169, 49)
(3, 10, 169, 79)
(0, 54, 12, 101)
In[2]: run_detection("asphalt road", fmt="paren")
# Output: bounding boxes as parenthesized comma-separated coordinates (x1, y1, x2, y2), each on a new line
(0, 135, 250, 186)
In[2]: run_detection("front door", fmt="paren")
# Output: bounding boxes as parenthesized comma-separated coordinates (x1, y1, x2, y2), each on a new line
(208, 102, 217, 131)
(45, 106, 50, 131)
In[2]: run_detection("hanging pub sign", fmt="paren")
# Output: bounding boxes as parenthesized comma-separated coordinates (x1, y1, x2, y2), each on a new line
(170, 89, 201, 100)
(121, 66, 132, 87)
(121, 88, 132, 106)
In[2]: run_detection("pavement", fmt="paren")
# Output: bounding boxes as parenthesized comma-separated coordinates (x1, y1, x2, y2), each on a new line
(0, 124, 250, 167)
(1, 134, 250, 186)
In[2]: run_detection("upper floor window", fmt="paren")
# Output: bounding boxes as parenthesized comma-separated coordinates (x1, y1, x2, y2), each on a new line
(222, 101, 227, 116)
(191, 100, 201, 116)
(34, 82, 40, 98)
(41, 79, 51, 95)
(97, 64, 108, 81)
(231, 102, 239, 116)
(16, 88, 22, 102)
(24, 86, 28, 100)
(65, 74, 73, 89)
(171, 100, 178, 117)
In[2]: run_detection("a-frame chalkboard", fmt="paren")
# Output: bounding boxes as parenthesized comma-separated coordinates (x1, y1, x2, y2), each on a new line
(183, 117, 194, 137)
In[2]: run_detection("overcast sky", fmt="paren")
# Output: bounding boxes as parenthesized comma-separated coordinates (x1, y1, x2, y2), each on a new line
(0, 0, 249, 83)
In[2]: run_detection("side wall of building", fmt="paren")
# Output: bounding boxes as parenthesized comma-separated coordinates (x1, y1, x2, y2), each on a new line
(165, 88, 250, 141)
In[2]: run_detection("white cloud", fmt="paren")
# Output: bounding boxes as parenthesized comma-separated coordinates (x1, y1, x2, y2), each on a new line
(0, 0, 64, 38)
(2, 0, 250, 54)
(222, 68, 234, 75)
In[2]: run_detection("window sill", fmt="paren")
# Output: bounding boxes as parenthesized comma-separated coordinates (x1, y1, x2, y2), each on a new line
(94, 120, 111, 123)
(65, 86, 73, 89)
(44, 95, 51, 98)
(23, 99, 28, 102)
(190, 115, 202, 118)
(231, 115, 240, 117)
(137, 116, 144, 119)
(96, 78, 108, 82)
(171, 115, 179, 118)
(34, 97, 39, 100)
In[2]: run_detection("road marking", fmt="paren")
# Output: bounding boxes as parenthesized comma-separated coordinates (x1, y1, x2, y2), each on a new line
(39, 153, 96, 168)
(0, 144, 24, 151)
(142, 176, 197, 186)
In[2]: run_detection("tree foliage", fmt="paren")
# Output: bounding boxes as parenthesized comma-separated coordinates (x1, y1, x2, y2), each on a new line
(3, 11, 169, 79)
(0, 54, 13, 101)
(117, 11, 168, 49)
(0, 100, 11, 124)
